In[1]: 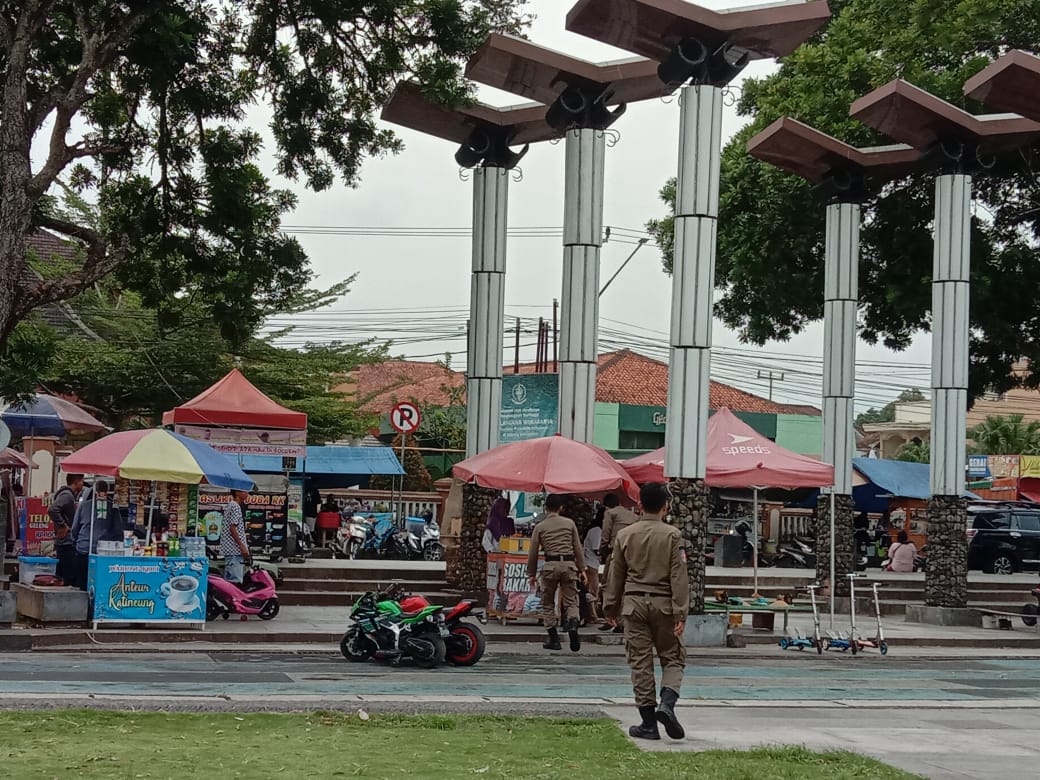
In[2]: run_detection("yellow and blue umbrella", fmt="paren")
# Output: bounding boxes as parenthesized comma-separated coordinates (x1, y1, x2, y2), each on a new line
(60, 429, 253, 490)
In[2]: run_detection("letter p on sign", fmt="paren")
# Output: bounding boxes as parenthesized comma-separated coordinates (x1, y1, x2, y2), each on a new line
(390, 401, 422, 434)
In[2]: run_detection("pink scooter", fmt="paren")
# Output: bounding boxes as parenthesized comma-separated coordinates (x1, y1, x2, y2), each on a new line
(206, 567, 280, 621)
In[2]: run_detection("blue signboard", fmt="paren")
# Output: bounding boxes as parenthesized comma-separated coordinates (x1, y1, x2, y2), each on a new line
(968, 455, 991, 479)
(88, 556, 208, 625)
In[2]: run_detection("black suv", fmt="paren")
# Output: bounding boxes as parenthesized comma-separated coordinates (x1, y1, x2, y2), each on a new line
(967, 502, 1040, 575)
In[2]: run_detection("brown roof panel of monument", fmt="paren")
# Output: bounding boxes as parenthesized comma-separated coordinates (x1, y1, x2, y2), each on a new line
(747, 117, 920, 183)
(380, 81, 554, 145)
(565, 0, 832, 63)
(964, 50, 1040, 122)
(850, 79, 1040, 151)
(466, 33, 669, 105)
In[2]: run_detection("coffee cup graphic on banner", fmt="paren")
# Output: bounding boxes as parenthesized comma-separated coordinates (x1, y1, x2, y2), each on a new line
(160, 575, 200, 613)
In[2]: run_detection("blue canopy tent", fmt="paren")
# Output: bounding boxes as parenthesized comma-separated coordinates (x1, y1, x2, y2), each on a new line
(230, 446, 404, 478)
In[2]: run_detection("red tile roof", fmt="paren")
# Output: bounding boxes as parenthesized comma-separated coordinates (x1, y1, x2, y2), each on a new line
(348, 350, 819, 416)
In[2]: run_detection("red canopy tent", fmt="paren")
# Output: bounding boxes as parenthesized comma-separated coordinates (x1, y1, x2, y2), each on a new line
(621, 407, 834, 488)
(162, 369, 307, 429)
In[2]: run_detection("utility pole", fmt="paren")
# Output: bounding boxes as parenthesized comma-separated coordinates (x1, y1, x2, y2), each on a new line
(757, 370, 785, 401)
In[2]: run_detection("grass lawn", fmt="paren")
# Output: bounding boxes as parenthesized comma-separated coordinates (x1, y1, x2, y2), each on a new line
(0, 710, 917, 780)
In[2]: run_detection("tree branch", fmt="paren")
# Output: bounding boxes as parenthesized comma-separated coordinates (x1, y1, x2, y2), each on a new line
(17, 214, 127, 314)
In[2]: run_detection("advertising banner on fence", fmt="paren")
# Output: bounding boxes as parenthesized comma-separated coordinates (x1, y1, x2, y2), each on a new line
(500, 374, 559, 443)
(486, 552, 545, 619)
(89, 556, 208, 623)
(17, 497, 53, 556)
(189, 487, 230, 542)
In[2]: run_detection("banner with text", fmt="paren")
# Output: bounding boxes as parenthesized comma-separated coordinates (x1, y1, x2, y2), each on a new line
(500, 374, 559, 443)
(89, 555, 208, 624)
(173, 425, 306, 457)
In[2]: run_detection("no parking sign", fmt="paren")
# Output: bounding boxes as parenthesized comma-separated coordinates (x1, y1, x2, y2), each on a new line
(390, 402, 421, 435)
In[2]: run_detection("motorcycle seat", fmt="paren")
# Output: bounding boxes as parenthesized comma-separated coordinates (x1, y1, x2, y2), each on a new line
(398, 609, 440, 620)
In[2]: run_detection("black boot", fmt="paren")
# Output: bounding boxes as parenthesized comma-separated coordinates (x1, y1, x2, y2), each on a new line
(655, 687, 685, 739)
(543, 627, 562, 651)
(566, 617, 581, 651)
(628, 705, 660, 741)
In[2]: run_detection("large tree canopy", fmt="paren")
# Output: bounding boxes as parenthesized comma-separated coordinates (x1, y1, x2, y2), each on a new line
(648, 0, 1040, 400)
(0, 1, 529, 348)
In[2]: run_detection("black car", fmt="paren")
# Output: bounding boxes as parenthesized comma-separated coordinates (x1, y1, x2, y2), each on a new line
(967, 503, 1040, 575)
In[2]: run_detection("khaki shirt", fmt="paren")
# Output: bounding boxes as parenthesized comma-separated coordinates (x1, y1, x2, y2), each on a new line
(527, 512, 585, 577)
(603, 515, 689, 618)
(600, 506, 639, 557)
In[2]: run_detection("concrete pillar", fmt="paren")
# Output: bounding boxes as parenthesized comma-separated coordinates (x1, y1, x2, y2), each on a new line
(466, 166, 509, 458)
(558, 128, 605, 443)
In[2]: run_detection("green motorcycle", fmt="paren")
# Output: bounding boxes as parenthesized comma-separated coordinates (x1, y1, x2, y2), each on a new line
(340, 591, 447, 668)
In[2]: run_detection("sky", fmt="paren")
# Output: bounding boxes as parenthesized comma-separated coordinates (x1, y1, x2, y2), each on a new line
(256, 0, 935, 413)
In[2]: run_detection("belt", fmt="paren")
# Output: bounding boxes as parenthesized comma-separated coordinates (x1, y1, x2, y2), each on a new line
(544, 555, 575, 562)
(625, 590, 670, 598)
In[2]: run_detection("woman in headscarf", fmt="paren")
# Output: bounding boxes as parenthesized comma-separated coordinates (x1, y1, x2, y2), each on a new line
(482, 496, 515, 553)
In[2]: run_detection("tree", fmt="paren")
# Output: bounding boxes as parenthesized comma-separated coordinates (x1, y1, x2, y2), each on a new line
(371, 433, 433, 493)
(647, 1, 1040, 399)
(895, 441, 930, 464)
(0, 1, 530, 349)
(855, 388, 927, 427)
(968, 414, 1040, 455)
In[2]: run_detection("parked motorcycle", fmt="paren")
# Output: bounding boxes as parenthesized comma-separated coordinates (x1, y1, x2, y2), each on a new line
(208, 553, 284, 587)
(1021, 580, 1040, 627)
(734, 520, 775, 568)
(386, 583, 487, 666)
(774, 536, 817, 569)
(413, 510, 445, 562)
(340, 590, 447, 667)
(288, 517, 314, 559)
(332, 517, 369, 560)
(207, 566, 280, 621)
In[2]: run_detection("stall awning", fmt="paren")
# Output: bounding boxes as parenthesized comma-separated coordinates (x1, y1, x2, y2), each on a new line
(162, 369, 307, 429)
(230, 446, 404, 476)
(851, 457, 978, 500)
(1019, 477, 1040, 504)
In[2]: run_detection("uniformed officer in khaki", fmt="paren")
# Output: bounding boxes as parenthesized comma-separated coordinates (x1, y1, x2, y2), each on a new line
(527, 493, 586, 651)
(604, 482, 689, 741)
(597, 493, 639, 633)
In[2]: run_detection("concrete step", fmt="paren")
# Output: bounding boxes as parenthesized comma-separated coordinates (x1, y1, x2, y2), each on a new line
(280, 578, 449, 593)
(278, 566, 446, 582)
(280, 590, 460, 608)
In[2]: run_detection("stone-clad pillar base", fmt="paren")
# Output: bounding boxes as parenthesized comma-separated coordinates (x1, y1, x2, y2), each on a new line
(926, 496, 968, 608)
(458, 484, 498, 593)
(668, 478, 710, 615)
(816, 493, 855, 597)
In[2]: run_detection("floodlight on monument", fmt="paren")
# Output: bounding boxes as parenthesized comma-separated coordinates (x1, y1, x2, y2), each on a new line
(657, 38, 709, 86)
(543, 85, 627, 132)
(452, 126, 531, 169)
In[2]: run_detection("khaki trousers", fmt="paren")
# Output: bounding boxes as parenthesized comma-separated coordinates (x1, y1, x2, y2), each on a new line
(623, 594, 686, 707)
(540, 561, 578, 629)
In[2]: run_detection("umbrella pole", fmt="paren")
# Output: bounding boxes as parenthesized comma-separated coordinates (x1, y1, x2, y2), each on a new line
(144, 480, 157, 544)
(25, 422, 34, 496)
(829, 491, 836, 629)
(751, 488, 760, 598)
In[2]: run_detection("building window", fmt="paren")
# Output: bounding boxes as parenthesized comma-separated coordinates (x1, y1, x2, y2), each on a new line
(618, 431, 665, 451)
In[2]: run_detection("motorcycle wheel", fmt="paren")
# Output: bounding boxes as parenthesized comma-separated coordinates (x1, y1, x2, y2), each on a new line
(424, 543, 445, 562)
(346, 540, 360, 560)
(205, 597, 225, 622)
(1022, 603, 1038, 627)
(258, 599, 280, 620)
(340, 629, 374, 662)
(410, 634, 447, 669)
(447, 621, 487, 666)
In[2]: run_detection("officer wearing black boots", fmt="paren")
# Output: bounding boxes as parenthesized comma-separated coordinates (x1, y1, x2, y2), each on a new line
(527, 493, 586, 652)
(603, 482, 688, 741)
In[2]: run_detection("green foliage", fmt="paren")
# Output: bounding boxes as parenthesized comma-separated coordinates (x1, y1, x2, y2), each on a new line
(0, 322, 59, 403)
(1, 1, 531, 344)
(648, 1, 1040, 398)
(418, 354, 466, 452)
(895, 441, 931, 463)
(855, 388, 927, 427)
(968, 414, 1040, 455)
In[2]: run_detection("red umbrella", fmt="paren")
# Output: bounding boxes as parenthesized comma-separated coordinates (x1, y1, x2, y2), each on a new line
(620, 408, 834, 488)
(0, 448, 34, 469)
(453, 435, 640, 502)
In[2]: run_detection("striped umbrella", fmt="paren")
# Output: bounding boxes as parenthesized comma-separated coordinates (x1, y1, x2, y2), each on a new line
(1, 394, 107, 438)
(60, 429, 253, 490)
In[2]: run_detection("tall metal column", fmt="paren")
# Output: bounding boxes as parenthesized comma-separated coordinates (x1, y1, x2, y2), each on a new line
(558, 128, 605, 443)
(931, 173, 971, 496)
(664, 84, 722, 482)
(466, 166, 509, 458)
(818, 199, 860, 605)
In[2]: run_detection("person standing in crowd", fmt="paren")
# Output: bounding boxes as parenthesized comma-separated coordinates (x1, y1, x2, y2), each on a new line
(71, 481, 127, 590)
(598, 493, 639, 632)
(604, 482, 688, 741)
(221, 489, 251, 584)
(482, 496, 515, 553)
(527, 493, 586, 652)
(49, 473, 84, 584)
(582, 506, 605, 624)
